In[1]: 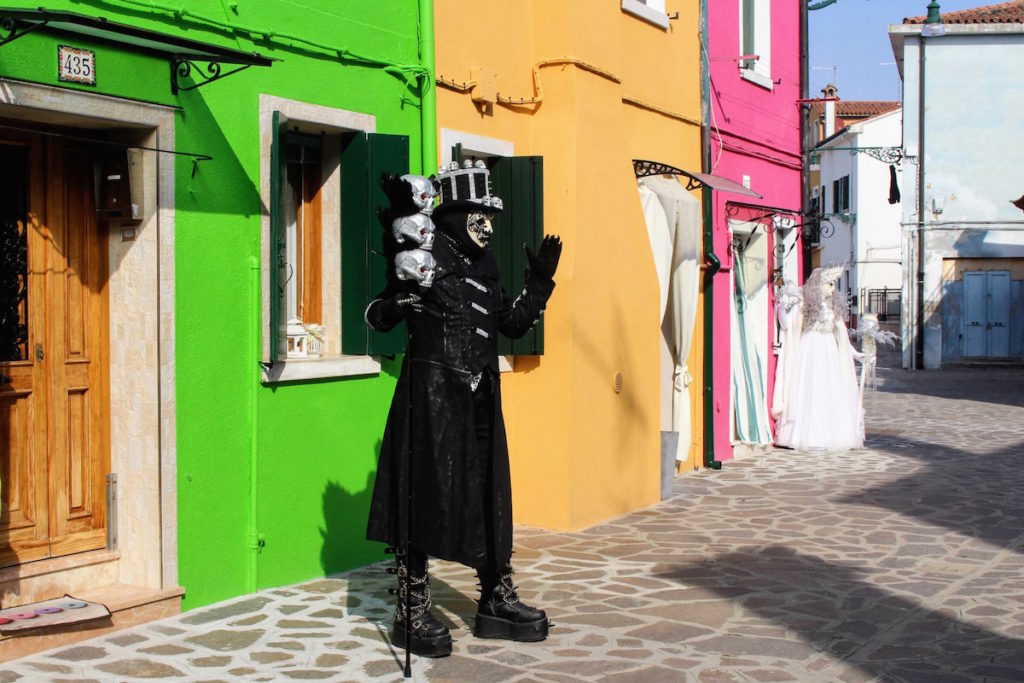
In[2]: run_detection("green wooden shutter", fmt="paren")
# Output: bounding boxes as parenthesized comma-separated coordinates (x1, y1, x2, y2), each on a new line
(268, 110, 289, 362)
(490, 155, 545, 355)
(340, 131, 410, 356)
(489, 157, 514, 356)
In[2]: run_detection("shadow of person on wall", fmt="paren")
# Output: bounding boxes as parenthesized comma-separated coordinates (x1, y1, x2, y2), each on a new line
(319, 471, 389, 624)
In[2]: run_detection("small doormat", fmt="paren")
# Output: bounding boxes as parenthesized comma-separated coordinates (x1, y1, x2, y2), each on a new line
(0, 595, 111, 635)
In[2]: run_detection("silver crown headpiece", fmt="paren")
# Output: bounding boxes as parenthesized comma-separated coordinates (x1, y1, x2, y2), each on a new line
(437, 159, 504, 211)
(818, 264, 844, 285)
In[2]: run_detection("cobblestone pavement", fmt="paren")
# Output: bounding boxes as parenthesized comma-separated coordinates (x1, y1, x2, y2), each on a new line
(3, 364, 1024, 682)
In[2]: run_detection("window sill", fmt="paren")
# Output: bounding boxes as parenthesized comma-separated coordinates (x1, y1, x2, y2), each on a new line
(620, 0, 669, 29)
(740, 67, 774, 91)
(261, 355, 382, 384)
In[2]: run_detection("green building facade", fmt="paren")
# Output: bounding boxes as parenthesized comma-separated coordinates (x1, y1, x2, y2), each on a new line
(0, 0, 433, 613)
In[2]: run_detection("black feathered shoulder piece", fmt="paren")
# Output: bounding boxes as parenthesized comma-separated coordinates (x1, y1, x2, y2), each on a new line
(380, 173, 418, 216)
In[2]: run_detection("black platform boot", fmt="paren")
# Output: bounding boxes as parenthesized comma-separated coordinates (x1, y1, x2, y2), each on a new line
(474, 563, 549, 642)
(391, 551, 452, 657)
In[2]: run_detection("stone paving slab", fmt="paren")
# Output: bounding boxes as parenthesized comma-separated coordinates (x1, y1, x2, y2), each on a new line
(2, 365, 1024, 681)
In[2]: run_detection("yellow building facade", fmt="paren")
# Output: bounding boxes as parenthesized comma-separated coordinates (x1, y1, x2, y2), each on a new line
(435, 0, 704, 529)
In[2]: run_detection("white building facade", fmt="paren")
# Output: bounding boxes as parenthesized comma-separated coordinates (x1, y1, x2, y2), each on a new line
(892, 5, 1024, 368)
(814, 108, 904, 321)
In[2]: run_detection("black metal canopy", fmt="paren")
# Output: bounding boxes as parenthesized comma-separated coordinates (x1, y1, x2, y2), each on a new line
(0, 7, 275, 94)
(632, 159, 762, 199)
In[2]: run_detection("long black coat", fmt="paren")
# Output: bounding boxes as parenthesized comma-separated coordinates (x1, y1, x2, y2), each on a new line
(365, 231, 554, 568)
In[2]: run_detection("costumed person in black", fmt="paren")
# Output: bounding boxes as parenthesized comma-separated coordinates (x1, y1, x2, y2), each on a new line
(365, 160, 561, 658)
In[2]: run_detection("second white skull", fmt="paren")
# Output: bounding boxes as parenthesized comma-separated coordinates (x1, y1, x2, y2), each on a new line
(395, 249, 437, 288)
(391, 213, 435, 250)
(401, 174, 438, 215)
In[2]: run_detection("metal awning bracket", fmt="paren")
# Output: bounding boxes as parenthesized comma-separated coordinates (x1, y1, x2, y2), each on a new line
(0, 8, 274, 95)
(633, 159, 688, 178)
(633, 159, 763, 199)
(0, 14, 46, 47)
(172, 58, 252, 95)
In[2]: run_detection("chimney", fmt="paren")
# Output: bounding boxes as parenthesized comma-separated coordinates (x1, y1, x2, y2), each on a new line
(822, 84, 838, 138)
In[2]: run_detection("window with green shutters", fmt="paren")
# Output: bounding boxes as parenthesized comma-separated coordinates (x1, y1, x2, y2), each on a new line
(261, 98, 409, 381)
(452, 144, 546, 356)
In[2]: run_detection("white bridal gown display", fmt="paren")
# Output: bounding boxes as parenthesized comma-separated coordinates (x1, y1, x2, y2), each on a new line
(773, 270, 864, 451)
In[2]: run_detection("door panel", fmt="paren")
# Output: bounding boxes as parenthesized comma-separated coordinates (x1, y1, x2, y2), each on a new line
(47, 141, 108, 557)
(963, 272, 986, 358)
(0, 131, 108, 568)
(986, 271, 1010, 357)
(0, 133, 50, 567)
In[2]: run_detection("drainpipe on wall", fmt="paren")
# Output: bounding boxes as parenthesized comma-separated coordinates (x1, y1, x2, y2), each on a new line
(699, 0, 722, 470)
(915, 34, 928, 370)
(915, 3, 943, 369)
(419, 0, 437, 175)
(249, 255, 261, 592)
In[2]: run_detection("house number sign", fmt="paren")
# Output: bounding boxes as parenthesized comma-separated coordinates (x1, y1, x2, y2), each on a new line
(58, 46, 96, 85)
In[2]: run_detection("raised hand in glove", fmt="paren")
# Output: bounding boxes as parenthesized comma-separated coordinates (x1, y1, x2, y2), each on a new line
(525, 235, 562, 280)
(367, 292, 424, 331)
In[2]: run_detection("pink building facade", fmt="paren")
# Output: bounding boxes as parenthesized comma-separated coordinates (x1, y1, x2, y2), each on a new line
(707, 0, 804, 460)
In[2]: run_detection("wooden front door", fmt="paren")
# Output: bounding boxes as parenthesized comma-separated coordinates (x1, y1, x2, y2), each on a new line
(0, 130, 110, 568)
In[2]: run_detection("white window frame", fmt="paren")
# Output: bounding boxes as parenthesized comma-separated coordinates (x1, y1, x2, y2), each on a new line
(621, 0, 670, 30)
(739, 0, 773, 90)
(259, 94, 381, 383)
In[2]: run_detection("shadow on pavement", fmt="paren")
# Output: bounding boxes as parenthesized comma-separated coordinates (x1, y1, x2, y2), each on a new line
(872, 366, 1024, 408)
(341, 561, 477, 633)
(659, 546, 1024, 682)
(842, 436, 1024, 556)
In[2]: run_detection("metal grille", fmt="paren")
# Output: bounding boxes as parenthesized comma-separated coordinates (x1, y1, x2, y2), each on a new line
(0, 143, 28, 362)
(860, 287, 902, 321)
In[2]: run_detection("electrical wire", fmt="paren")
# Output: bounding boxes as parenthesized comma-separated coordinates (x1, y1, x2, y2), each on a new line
(698, 33, 724, 172)
(76, 0, 428, 82)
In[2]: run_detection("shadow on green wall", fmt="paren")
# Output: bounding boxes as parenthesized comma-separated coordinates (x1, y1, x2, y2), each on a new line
(322, 433, 481, 639)
(174, 92, 261, 219)
(319, 469, 380, 576)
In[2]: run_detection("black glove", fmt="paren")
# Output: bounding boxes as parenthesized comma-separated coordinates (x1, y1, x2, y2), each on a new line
(368, 292, 423, 330)
(525, 235, 562, 280)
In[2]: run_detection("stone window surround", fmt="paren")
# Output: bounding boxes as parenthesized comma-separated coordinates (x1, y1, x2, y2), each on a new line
(0, 78, 178, 592)
(258, 94, 381, 383)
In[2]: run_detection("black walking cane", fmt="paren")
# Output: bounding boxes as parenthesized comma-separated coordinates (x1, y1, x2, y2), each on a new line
(402, 350, 414, 678)
(380, 246, 414, 679)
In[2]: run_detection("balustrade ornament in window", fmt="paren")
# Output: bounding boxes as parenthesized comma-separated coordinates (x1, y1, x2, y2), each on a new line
(283, 319, 326, 359)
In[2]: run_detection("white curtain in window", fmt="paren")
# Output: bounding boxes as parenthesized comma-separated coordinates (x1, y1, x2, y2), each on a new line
(730, 221, 773, 445)
(640, 176, 702, 462)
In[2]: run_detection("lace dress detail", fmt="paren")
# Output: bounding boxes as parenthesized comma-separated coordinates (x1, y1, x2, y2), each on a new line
(806, 302, 838, 334)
